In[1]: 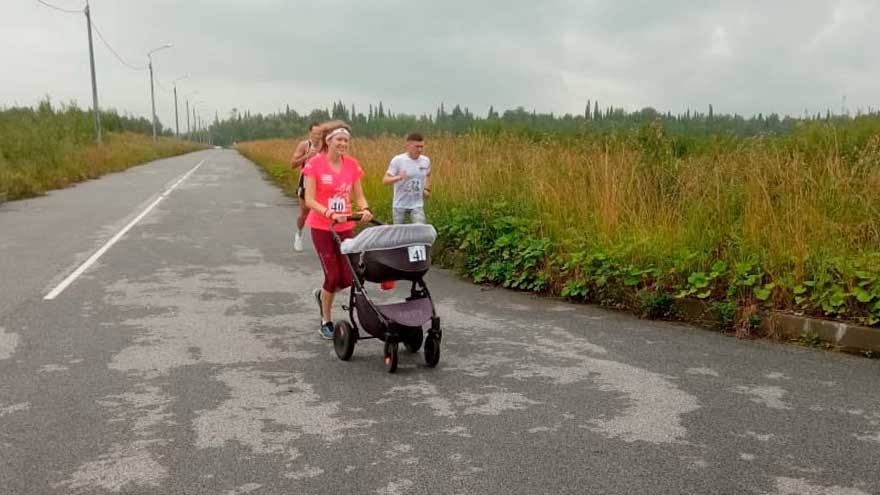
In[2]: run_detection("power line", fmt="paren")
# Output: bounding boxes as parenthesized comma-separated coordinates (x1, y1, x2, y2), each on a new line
(35, 0, 102, 144)
(35, 0, 82, 14)
(90, 19, 147, 71)
(36, 0, 148, 72)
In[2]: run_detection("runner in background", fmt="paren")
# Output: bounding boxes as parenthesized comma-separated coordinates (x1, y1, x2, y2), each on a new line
(383, 132, 431, 224)
(290, 122, 323, 251)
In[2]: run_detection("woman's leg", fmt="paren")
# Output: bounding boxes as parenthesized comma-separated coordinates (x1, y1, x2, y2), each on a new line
(311, 228, 341, 324)
(311, 229, 354, 324)
(296, 200, 309, 231)
(333, 230, 355, 295)
(320, 288, 334, 322)
(294, 176, 309, 251)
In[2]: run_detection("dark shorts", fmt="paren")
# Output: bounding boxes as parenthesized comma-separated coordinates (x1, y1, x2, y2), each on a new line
(311, 228, 354, 292)
(296, 173, 305, 199)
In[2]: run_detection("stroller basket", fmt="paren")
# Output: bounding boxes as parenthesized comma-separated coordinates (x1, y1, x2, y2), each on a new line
(355, 293, 433, 333)
(333, 222, 443, 372)
(341, 224, 437, 283)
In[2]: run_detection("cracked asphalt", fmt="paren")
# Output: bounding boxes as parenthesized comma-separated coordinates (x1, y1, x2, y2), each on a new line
(1, 149, 878, 494)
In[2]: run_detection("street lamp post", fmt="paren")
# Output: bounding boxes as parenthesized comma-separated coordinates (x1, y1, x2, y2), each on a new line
(171, 75, 188, 140)
(204, 108, 214, 145)
(147, 43, 173, 141)
(194, 100, 206, 143)
(185, 91, 198, 141)
(192, 103, 197, 143)
(174, 85, 179, 139)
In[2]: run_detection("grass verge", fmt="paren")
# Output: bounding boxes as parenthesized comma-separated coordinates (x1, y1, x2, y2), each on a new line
(1, 101, 204, 200)
(237, 124, 880, 332)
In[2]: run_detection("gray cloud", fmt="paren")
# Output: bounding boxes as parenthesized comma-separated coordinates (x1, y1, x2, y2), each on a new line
(3, 0, 878, 129)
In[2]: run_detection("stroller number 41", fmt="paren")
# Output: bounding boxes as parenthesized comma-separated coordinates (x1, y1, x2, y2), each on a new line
(408, 245, 427, 263)
(334, 223, 442, 373)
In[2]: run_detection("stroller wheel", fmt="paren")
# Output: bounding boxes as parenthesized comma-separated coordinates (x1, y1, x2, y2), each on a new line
(424, 336, 440, 368)
(384, 341, 399, 373)
(403, 329, 423, 353)
(333, 321, 356, 361)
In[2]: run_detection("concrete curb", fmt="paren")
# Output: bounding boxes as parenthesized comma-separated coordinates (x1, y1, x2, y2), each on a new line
(760, 312, 880, 354)
(671, 298, 879, 354)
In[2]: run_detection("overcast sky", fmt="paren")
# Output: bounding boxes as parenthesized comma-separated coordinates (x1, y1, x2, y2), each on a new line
(3, 0, 879, 129)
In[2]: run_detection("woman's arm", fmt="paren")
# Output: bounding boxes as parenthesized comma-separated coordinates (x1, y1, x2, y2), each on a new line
(290, 141, 311, 169)
(303, 176, 327, 215)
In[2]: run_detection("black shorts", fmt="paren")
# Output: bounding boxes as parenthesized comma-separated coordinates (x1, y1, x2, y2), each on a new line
(296, 173, 305, 199)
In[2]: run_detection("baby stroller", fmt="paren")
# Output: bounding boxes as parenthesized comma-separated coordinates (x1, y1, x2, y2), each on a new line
(330, 217, 442, 373)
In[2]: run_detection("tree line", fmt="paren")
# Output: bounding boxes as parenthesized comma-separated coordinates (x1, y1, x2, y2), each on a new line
(207, 100, 880, 146)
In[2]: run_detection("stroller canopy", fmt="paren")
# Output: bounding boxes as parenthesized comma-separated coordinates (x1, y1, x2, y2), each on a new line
(340, 224, 437, 254)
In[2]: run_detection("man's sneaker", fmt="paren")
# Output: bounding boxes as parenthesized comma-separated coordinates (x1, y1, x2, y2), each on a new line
(293, 230, 303, 252)
(313, 288, 323, 320)
(319, 321, 334, 340)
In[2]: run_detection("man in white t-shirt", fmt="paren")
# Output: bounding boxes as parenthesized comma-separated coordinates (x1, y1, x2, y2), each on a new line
(383, 132, 431, 224)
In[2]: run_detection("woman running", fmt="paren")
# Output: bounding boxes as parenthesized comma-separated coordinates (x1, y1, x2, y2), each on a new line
(290, 122, 323, 251)
(301, 121, 373, 338)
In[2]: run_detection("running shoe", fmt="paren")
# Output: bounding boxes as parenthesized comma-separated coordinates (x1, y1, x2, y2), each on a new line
(293, 230, 303, 252)
(319, 321, 334, 340)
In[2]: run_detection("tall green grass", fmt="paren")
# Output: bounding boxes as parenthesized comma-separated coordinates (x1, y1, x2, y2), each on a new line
(0, 100, 202, 200)
(237, 119, 880, 328)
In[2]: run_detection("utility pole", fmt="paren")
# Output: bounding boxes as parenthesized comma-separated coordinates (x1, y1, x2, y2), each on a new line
(146, 44, 172, 142)
(173, 85, 179, 139)
(171, 76, 187, 140)
(185, 91, 198, 141)
(193, 101, 205, 143)
(84, 2, 101, 144)
(149, 57, 157, 140)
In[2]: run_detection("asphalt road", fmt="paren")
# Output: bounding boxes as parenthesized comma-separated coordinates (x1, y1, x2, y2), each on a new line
(1, 149, 878, 495)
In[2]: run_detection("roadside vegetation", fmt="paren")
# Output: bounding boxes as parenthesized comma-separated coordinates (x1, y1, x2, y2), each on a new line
(237, 117, 880, 331)
(0, 99, 203, 200)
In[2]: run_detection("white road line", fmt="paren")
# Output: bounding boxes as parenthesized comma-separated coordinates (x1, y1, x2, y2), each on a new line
(43, 160, 205, 301)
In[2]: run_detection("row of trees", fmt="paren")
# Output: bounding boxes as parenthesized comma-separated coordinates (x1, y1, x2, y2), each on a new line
(8, 98, 877, 149)
(0, 98, 163, 146)
(207, 100, 880, 146)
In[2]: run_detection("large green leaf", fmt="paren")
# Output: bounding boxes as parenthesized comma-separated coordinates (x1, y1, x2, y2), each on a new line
(852, 287, 874, 303)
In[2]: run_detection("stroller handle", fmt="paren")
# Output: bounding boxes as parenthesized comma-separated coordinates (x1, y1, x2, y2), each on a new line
(335, 212, 383, 226)
(329, 212, 383, 242)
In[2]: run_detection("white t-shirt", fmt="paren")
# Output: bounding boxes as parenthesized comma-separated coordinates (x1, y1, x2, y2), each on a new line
(386, 153, 431, 209)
